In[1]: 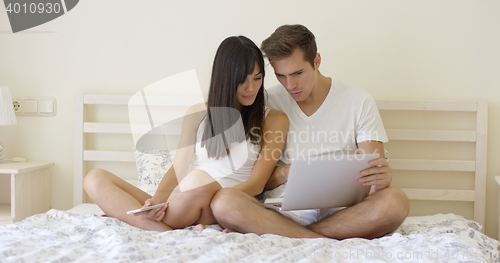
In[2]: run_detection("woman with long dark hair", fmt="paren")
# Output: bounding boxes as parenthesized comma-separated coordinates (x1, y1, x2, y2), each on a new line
(83, 36, 288, 231)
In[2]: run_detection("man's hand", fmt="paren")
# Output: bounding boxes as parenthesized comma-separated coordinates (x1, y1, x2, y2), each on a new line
(358, 148, 392, 192)
(135, 198, 169, 221)
(264, 163, 291, 190)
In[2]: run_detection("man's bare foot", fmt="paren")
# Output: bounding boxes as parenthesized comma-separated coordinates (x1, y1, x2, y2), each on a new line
(193, 224, 206, 232)
(222, 228, 237, 233)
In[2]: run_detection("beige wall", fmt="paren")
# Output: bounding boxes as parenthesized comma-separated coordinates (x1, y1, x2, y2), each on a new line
(0, 0, 499, 238)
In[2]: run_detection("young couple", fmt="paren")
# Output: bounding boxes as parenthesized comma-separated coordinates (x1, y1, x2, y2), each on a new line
(84, 24, 409, 239)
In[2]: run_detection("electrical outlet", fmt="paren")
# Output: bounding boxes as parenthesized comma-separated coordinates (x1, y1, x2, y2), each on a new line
(13, 100, 21, 112)
(12, 97, 56, 116)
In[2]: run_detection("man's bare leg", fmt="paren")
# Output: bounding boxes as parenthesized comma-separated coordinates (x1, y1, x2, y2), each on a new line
(211, 187, 409, 239)
(211, 188, 325, 238)
(308, 187, 409, 239)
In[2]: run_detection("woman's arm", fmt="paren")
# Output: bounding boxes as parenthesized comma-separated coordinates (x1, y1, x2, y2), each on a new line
(264, 163, 290, 190)
(232, 109, 288, 196)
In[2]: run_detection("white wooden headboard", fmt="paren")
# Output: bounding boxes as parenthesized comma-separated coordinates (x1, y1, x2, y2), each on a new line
(73, 94, 198, 206)
(376, 100, 487, 228)
(73, 94, 488, 229)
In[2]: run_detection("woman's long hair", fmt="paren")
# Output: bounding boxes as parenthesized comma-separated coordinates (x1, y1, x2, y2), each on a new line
(202, 36, 266, 159)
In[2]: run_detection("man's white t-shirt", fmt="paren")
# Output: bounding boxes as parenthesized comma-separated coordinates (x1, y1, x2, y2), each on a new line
(267, 78, 388, 164)
(264, 78, 388, 225)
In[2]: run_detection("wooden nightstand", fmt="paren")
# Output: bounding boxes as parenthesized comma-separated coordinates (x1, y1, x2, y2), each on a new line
(0, 162, 53, 225)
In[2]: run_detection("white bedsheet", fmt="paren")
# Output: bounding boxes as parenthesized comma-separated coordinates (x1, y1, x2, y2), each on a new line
(1, 206, 499, 262)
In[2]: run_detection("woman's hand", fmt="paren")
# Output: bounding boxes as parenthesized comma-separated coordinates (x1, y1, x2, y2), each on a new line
(264, 164, 290, 190)
(135, 198, 169, 221)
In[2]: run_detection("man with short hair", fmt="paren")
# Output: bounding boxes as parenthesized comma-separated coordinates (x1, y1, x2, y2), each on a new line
(211, 24, 409, 239)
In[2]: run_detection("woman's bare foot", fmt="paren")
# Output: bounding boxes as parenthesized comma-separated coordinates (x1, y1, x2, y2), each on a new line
(222, 228, 237, 233)
(193, 224, 206, 232)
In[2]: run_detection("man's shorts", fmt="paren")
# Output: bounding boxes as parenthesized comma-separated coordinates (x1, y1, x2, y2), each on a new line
(259, 184, 345, 226)
(275, 207, 345, 226)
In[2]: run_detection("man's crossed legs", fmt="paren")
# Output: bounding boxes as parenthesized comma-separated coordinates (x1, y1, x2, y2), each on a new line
(210, 187, 409, 240)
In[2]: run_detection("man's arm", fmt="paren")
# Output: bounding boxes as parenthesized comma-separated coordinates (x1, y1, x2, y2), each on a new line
(357, 141, 392, 192)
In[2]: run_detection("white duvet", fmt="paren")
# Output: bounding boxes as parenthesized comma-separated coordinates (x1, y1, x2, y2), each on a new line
(1, 207, 499, 263)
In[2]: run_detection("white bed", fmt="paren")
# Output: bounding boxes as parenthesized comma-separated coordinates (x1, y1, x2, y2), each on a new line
(1, 93, 498, 262)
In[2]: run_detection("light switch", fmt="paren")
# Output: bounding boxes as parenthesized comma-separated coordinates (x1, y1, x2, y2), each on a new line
(24, 99, 38, 113)
(38, 99, 54, 114)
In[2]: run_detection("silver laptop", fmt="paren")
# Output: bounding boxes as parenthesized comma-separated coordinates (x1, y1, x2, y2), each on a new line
(264, 153, 379, 211)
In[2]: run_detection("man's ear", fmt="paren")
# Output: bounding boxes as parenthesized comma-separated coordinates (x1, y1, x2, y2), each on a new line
(314, 53, 321, 69)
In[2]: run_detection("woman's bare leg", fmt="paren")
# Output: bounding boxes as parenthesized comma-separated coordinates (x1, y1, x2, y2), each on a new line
(83, 168, 172, 231)
(162, 169, 221, 229)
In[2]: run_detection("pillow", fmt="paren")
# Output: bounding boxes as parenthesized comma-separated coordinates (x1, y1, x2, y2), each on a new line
(133, 146, 175, 196)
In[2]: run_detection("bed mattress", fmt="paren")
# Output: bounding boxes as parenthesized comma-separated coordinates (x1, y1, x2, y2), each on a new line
(1, 204, 498, 262)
